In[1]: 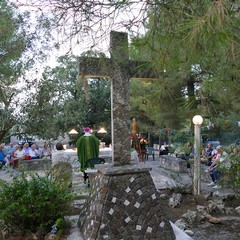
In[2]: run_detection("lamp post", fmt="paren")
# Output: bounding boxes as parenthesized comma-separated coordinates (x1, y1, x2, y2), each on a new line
(97, 128, 107, 134)
(68, 129, 78, 148)
(192, 115, 203, 195)
(98, 128, 107, 148)
(68, 129, 78, 135)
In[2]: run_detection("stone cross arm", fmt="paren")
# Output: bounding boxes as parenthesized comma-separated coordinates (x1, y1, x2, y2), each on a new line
(78, 57, 159, 80)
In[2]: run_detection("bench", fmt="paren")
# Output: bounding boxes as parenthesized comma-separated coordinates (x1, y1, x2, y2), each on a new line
(159, 155, 188, 173)
(19, 158, 52, 171)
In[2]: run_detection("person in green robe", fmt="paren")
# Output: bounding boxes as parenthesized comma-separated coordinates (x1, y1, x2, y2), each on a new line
(76, 127, 99, 173)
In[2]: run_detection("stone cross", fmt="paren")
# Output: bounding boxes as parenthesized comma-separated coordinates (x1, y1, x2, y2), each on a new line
(79, 31, 158, 166)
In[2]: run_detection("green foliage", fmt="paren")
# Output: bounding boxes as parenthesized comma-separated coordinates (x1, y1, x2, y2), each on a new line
(86, 78, 111, 129)
(171, 131, 193, 144)
(23, 55, 111, 140)
(0, 0, 28, 142)
(130, 0, 240, 130)
(174, 142, 192, 156)
(220, 146, 240, 194)
(53, 218, 70, 237)
(0, 172, 74, 232)
(22, 56, 81, 140)
(228, 158, 240, 194)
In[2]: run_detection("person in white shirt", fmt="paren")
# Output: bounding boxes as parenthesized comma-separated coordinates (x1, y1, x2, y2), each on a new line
(51, 142, 69, 166)
(13, 145, 26, 168)
(23, 143, 31, 155)
(29, 145, 39, 159)
(41, 144, 52, 159)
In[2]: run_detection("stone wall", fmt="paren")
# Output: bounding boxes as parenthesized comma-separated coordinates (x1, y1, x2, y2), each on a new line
(79, 163, 174, 239)
(159, 155, 188, 173)
(19, 158, 52, 171)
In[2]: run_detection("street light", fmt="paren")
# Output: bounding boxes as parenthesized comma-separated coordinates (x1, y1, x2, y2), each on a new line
(97, 128, 107, 148)
(97, 128, 107, 134)
(68, 129, 78, 148)
(68, 129, 78, 135)
(192, 115, 203, 195)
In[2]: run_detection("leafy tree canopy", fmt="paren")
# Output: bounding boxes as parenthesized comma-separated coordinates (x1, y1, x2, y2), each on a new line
(0, 0, 29, 142)
(130, 0, 240, 131)
(23, 55, 111, 140)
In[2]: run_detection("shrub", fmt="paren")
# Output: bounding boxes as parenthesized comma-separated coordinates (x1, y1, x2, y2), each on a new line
(220, 148, 240, 194)
(0, 172, 74, 233)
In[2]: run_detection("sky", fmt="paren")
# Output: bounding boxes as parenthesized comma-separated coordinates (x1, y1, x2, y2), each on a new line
(10, 0, 147, 61)
(8, 0, 148, 106)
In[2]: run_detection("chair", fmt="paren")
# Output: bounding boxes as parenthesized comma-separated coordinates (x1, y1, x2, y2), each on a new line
(145, 147, 155, 161)
(83, 158, 105, 184)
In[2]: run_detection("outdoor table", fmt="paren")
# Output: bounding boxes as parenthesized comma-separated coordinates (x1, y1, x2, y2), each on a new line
(64, 147, 112, 163)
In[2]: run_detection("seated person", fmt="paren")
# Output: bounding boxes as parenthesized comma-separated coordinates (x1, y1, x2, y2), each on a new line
(7, 142, 15, 161)
(160, 142, 169, 155)
(0, 145, 7, 167)
(29, 144, 39, 159)
(35, 144, 42, 157)
(8, 145, 17, 166)
(23, 143, 31, 157)
(41, 144, 52, 159)
(206, 145, 228, 189)
(206, 144, 215, 166)
(13, 145, 26, 168)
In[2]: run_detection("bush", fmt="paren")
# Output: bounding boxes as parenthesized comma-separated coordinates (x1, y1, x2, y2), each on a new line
(0, 172, 74, 234)
(219, 145, 240, 194)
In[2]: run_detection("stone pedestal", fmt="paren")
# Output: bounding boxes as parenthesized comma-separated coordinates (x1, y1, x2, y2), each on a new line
(159, 155, 188, 173)
(79, 162, 174, 239)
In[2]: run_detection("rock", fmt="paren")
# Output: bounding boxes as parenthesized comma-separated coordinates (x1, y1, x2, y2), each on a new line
(216, 203, 226, 214)
(45, 233, 57, 240)
(212, 189, 236, 200)
(207, 200, 218, 213)
(235, 206, 240, 215)
(197, 205, 209, 215)
(205, 215, 221, 224)
(225, 207, 235, 215)
(208, 199, 226, 214)
(184, 229, 194, 236)
(181, 210, 198, 225)
(160, 193, 167, 199)
(169, 193, 183, 208)
(201, 202, 222, 224)
(174, 219, 187, 230)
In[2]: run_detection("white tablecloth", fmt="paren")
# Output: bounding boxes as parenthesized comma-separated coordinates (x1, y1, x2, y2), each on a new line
(64, 147, 112, 160)
(60, 147, 111, 170)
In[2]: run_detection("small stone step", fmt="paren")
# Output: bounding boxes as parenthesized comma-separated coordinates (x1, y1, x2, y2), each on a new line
(73, 199, 86, 208)
(74, 190, 89, 200)
(64, 215, 84, 240)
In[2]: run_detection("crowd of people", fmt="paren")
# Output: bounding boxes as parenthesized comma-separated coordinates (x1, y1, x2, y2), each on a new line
(202, 144, 230, 189)
(0, 142, 52, 169)
(174, 141, 234, 190)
